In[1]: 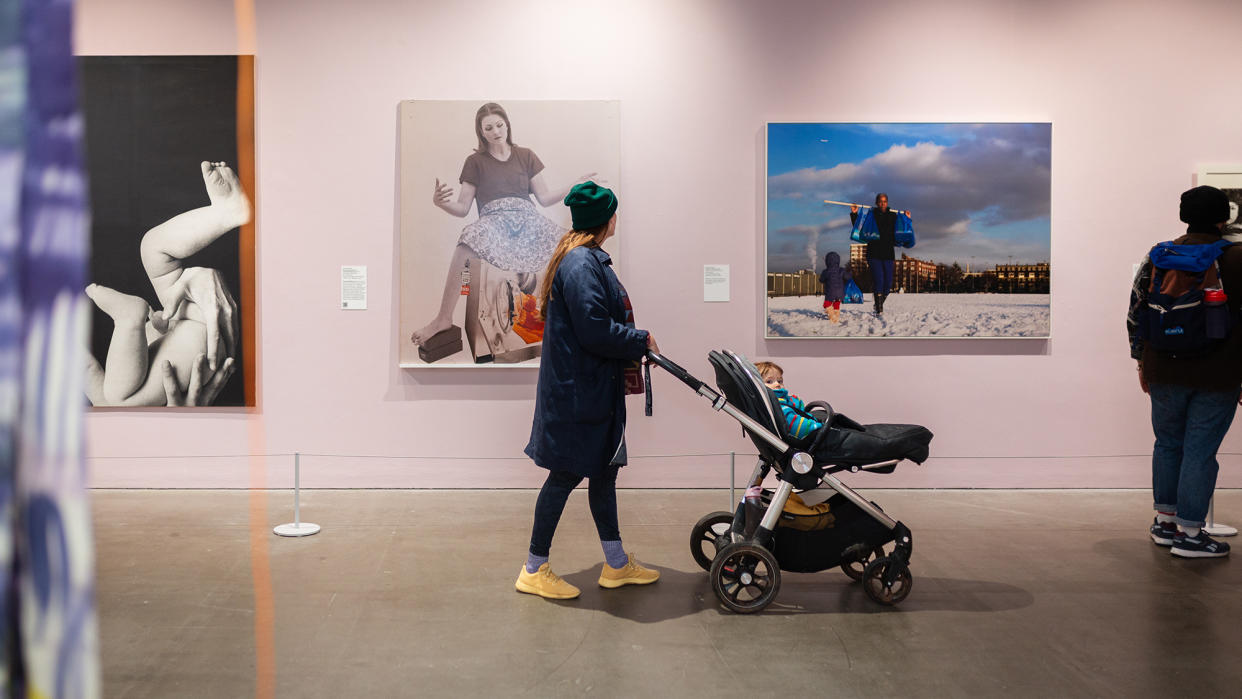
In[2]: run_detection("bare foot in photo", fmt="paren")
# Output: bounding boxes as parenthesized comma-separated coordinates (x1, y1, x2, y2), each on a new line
(410, 317, 453, 345)
(86, 283, 150, 328)
(200, 160, 251, 229)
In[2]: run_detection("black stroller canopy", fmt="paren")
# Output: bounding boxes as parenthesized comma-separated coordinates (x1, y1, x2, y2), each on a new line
(708, 350, 793, 458)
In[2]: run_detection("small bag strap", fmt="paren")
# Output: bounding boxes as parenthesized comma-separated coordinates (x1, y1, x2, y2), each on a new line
(644, 358, 653, 417)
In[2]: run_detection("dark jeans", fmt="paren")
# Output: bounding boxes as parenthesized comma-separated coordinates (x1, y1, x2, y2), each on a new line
(869, 259, 894, 296)
(529, 467, 620, 557)
(1150, 382, 1240, 527)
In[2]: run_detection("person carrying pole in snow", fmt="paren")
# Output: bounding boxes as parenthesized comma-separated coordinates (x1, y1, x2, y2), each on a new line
(847, 193, 911, 315)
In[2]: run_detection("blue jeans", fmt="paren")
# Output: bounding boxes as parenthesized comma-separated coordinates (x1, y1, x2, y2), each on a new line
(1150, 383, 1240, 527)
(529, 467, 620, 557)
(869, 259, 894, 296)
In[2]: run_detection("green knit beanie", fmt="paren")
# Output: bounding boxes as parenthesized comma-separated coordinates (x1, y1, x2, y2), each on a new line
(564, 181, 617, 230)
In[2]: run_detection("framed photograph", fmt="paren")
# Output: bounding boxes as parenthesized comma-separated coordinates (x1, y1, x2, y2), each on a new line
(765, 122, 1052, 339)
(80, 55, 256, 406)
(1198, 165, 1242, 241)
(398, 100, 620, 367)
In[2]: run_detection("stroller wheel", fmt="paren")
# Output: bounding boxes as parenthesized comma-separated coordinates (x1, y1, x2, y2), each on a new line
(690, 511, 735, 571)
(840, 545, 884, 582)
(710, 543, 781, 614)
(861, 556, 913, 606)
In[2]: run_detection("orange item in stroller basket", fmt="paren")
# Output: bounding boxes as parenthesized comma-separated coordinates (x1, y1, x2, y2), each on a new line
(778, 493, 835, 532)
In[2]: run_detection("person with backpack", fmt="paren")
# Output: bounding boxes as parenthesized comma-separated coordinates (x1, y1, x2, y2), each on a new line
(819, 251, 852, 324)
(1128, 185, 1241, 558)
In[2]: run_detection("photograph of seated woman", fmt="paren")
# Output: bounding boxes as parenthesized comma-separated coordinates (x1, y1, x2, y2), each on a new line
(850, 193, 912, 316)
(85, 161, 248, 407)
(410, 102, 596, 348)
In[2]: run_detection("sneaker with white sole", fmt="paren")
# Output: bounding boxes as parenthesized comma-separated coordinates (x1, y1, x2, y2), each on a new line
(598, 554, 660, 588)
(1150, 518, 1178, 546)
(516, 563, 581, 599)
(1171, 531, 1230, 559)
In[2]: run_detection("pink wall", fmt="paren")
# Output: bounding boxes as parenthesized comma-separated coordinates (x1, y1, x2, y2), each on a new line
(78, 0, 1242, 489)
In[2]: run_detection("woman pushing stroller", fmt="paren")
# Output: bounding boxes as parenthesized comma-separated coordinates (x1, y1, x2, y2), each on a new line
(517, 182, 662, 600)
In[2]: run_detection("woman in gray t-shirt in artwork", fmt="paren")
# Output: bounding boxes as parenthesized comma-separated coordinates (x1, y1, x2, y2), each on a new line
(410, 102, 595, 346)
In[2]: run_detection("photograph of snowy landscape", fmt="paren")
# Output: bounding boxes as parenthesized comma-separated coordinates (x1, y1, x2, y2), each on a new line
(766, 122, 1052, 338)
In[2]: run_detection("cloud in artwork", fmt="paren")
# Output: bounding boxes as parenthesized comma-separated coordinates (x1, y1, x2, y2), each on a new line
(769, 216, 852, 272)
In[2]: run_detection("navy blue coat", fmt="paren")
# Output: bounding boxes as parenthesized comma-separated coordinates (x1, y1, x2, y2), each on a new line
(524, 246, 649, 477)
(819, 251, 852, 302)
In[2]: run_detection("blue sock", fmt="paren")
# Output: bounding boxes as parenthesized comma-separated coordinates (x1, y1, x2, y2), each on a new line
(602, 540, 627, 569)
(525, 553, 548, 574)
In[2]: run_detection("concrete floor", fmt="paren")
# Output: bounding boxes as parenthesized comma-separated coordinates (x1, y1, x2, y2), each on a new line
(94, 488, 1242, 698)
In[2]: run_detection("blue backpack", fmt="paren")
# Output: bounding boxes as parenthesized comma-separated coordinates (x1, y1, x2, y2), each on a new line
(1140, 239, 1233, 357)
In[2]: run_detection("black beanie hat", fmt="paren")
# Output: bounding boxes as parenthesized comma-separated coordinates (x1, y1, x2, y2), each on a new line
(1180, 185, 1230, 226)
(564, 181, 617, 230)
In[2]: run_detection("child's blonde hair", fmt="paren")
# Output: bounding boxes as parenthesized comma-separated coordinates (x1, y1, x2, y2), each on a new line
(753, 361, 783, 381)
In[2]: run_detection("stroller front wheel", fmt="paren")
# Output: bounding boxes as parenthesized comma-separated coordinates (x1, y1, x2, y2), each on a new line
(840, 544, 885, 582)
(690, 511, 735, 571)
(862, 556, 913, 606)
(710, 543, 781, 614)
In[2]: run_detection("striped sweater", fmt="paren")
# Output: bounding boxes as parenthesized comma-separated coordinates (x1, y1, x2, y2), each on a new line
(772, 388, 823, 440)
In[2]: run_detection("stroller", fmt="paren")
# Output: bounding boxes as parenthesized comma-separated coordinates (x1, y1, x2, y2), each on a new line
(645, 349, 933, 613)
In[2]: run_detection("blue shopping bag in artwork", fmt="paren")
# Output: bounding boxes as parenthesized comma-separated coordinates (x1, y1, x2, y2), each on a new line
(849, 208, 879, 242)
(843, 278, 863, 303)
(895, 212, 916, 248)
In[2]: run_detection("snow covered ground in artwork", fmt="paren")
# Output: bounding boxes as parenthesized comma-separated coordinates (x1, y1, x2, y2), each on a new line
(767, 293, 1050, 338)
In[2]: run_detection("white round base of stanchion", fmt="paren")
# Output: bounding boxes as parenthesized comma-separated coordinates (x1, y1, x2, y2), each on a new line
(273, 522, 321, 537)
(1204, 523, 1238, 537)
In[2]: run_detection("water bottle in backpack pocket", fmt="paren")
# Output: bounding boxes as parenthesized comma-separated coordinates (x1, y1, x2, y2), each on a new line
(1141, 239, 1234, 357)
(1205, 287, 1229, 339)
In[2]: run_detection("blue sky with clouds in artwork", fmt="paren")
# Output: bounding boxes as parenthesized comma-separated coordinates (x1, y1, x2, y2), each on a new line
(766, 123, 1051, 273)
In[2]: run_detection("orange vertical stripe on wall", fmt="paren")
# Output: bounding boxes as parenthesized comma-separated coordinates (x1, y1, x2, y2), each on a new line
(236, 54, 257, 407)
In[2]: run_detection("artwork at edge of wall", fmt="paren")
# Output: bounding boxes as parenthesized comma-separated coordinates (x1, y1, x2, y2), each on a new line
(765, 122, 1052, 339)
(398, 100, 621, 367)
(79, 55, 257, 407)
(1198, 165, 1242, 246)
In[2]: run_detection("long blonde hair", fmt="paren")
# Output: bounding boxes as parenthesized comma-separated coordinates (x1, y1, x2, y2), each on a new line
(537, 223, 610, 320)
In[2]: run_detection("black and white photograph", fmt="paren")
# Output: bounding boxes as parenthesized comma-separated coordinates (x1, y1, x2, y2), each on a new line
(1221, 188, 1242, 243)
(399, 100, 621, 367)
(79, 55, 256, 406)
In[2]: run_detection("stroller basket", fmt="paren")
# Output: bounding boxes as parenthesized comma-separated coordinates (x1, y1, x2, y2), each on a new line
(647, 349, 931, 612)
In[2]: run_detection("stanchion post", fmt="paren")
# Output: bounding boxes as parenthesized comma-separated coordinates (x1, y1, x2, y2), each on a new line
(730, 451, 735, 509)
(275, 451, 321, 537)
(1205, 495, 1237, 537)
(294, 451, 301, 527)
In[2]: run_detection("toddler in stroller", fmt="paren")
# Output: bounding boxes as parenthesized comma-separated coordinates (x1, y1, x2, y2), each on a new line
(646, 349, 933, 613)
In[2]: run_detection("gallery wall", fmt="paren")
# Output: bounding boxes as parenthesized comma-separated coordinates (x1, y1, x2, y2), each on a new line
(77, 0, 1242, 489)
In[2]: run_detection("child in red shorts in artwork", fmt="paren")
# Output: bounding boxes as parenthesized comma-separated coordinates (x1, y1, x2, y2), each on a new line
(818, 251, 851, 324)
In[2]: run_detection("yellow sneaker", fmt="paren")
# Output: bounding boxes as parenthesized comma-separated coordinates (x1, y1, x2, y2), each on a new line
(515, 563, 580, 599)
(598, 554, 660, 588)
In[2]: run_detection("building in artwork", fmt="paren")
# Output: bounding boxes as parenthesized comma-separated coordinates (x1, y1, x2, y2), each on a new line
(894, 253, 938, 293)
(767, 269, 820, 297)
(994, 262, 1050, 293)
(822, 244, 1049, 294)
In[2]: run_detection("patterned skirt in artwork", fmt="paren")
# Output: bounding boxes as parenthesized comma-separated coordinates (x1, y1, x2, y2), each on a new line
(458, 197, 565, 273)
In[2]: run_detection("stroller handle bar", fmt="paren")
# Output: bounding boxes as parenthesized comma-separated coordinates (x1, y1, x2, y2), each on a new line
(645, 351, 792, 455)
(645, 351, 705, 392)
